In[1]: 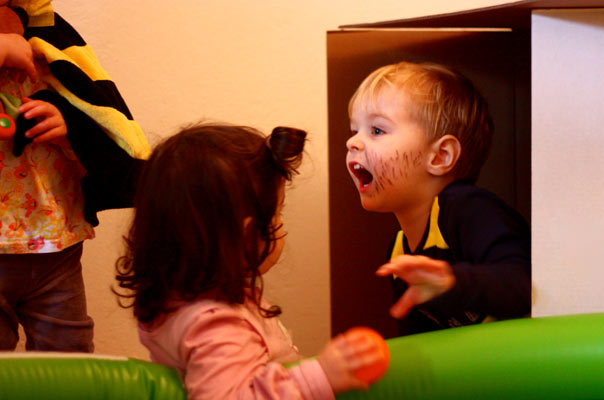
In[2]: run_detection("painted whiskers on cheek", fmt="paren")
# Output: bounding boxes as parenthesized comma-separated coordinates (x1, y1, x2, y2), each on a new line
(368, 149, 423, 194)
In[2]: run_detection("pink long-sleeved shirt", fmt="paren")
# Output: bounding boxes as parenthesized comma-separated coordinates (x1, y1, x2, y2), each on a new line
(138, 297, 334, 400)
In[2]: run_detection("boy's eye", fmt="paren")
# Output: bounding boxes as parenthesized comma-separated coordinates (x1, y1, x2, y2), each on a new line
(350, 129, 358, 136)
(371, 127, 385, 135)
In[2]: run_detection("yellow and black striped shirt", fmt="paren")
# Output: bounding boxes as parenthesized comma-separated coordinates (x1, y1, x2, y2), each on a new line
(11, 2, 150, 225)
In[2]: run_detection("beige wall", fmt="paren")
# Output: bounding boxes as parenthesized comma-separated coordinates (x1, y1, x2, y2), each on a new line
(531, 9, 604, 317)
(44, 0, 511, 359)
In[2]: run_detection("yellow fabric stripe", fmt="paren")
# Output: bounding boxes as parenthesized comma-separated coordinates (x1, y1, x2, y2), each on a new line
(27, 13, 54, 27)
(389, 230, 404, 279)
(62, 46, 112, 81)
(29, 41, 111, 85)
(43, 75, 150, 159)
(390, 230, 404, 261)
(28, 38, 150, 159)
(423, 197, 449, 250)
(10, 0, 54, 27)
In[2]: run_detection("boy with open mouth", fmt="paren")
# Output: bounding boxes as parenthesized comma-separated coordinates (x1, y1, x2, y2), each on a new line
(346, 61, 531, 336)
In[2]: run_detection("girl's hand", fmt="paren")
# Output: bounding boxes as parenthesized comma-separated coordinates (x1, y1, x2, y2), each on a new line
(0, 33, 37, 82)
(317, 328, 389, 393)
(376, 254, 455, 318)
(18, 99, 67, 144)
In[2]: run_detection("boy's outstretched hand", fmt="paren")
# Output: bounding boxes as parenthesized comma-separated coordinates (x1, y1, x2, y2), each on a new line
(376, 255, 455, 318)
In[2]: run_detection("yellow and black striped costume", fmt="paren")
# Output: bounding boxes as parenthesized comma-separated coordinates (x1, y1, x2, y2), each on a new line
(388, 181, 531, 336)
(10, 1, 150, 226)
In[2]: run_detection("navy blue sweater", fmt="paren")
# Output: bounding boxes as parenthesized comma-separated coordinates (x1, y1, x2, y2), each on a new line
(389, 181, 531, 336)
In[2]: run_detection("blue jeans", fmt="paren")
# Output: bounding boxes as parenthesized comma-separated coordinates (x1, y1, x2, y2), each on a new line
(0, 242, 94, 351)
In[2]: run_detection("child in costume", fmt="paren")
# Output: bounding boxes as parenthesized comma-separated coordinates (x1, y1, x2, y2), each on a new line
(115, 123, 385, 399)
(0, 1, 149, 351)
(346, 61, 531, 336)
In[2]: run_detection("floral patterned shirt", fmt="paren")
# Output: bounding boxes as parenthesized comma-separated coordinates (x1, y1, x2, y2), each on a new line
(0, 63, 94, 254)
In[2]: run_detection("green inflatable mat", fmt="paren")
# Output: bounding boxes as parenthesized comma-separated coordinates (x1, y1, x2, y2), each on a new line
(0, 354, 186, 400)
(339, 312, 604, 399)
(0, 313, 602, 399)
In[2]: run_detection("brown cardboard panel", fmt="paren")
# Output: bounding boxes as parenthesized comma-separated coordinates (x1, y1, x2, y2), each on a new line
(340, 0, 604, 30)
(328, 29, 530, 337)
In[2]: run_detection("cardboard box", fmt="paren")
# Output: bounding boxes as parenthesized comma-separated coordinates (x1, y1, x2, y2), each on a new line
(327, 0, 604, 337)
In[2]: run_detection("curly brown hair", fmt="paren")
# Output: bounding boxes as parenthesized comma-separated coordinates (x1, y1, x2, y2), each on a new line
(114, 123, 306, 323)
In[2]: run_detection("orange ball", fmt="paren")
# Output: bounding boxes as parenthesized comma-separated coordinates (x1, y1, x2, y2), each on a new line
(0, 114, 16, 140)
(346, 327, 390, 383)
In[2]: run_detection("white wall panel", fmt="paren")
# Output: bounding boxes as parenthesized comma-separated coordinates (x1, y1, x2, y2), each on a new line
(532, 9, 604, 316)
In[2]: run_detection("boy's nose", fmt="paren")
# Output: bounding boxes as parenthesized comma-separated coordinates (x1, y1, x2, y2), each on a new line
(346, 134, 364, 151)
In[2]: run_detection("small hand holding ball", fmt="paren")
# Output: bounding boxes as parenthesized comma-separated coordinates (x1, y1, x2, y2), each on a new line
(347, 327, 390, 383)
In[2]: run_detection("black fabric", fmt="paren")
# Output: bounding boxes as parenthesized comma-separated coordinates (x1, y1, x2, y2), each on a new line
(48, 61, 134, 118)
(23, 13, 86, 48)
(389, 181, 531, 336)
(12, 113, 36, 157)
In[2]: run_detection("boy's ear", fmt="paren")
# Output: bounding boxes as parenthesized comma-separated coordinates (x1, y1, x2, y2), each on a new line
(426, 135, 461, 176)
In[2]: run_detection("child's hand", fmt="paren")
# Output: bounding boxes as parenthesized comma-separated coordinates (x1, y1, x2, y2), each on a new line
(317, 328, 388, 393)
(18, 99, 67, 144)
(0, 33, 37, 82)
(376, 255, 455, 319)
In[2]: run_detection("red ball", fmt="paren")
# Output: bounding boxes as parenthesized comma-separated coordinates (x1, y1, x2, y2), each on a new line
(347, 327, 390, 383)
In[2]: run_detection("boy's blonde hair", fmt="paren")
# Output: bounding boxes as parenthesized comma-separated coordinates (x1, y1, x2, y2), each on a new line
(349, 61, 493, 182)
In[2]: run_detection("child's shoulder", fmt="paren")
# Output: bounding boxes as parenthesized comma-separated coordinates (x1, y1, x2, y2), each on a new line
(170, 298, 247, 325)
(139, 298, 232, 331)
(440, 180, 512, 209)
(148, 296, 270, 334)
(438, 180, 528, 227)
(440, 180, 495, 199)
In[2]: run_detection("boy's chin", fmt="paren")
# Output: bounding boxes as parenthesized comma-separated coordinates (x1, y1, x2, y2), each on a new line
(360, 197, 388, 213)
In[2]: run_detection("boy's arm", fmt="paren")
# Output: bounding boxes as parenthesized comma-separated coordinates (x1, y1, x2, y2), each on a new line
(379, 191, 531, 320)
(426, 192, 531, 319)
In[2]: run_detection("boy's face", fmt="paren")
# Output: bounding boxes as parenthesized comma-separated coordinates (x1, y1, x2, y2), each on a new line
(346, 87, 432, 215)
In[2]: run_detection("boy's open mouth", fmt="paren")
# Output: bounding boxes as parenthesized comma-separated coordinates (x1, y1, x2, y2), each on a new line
(350, 162, 374, 187)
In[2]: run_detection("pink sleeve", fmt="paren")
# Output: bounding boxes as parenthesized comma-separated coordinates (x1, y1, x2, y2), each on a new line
(180, 307, 335, 400)
(288, 359, 335, 400)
